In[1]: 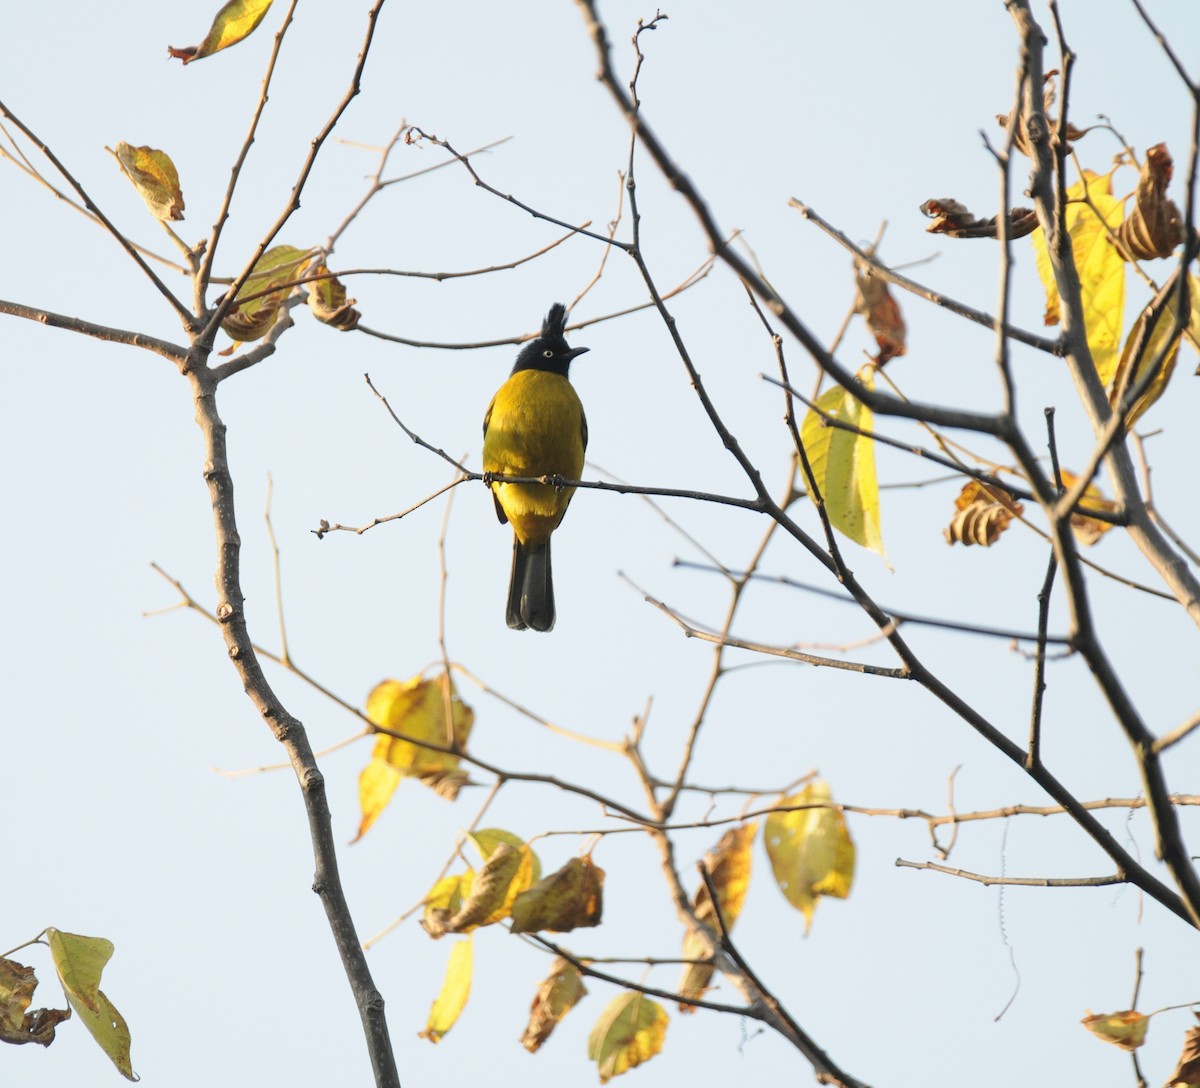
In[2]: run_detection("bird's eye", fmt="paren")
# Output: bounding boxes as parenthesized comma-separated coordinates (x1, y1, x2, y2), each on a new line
(542, 348, 555, 359)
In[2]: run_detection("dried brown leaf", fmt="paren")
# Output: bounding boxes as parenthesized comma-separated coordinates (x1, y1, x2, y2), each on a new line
(854, 255, 906, 365)
(920, 199, 1038, 240)
(1163, 1017, 1200, 1088)
(521, 958, 588, 1053)
(944, 478, 1024, 547)
(1117, 144, 1183, 261)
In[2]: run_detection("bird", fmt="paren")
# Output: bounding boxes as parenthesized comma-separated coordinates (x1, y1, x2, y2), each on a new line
(482, 303, 589, 631)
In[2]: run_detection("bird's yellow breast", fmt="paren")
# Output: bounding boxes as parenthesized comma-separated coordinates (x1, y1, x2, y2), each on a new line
(483, 369, 586, 547)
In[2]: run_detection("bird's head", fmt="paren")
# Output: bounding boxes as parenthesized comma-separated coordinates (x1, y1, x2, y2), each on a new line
(511, 302, 589, 376)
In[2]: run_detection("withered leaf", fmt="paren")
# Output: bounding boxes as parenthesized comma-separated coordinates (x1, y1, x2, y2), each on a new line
(854, 254, 906, 365)
(678, 823, 756, 1011)
(0, 959, 71, 1047)
(111, 143, 185, 222)
(920, 198, 1038, 240)
(420, 843, 529, 938)
(944, 478, 1024, 547)
(1117, 144, 1183, 261)
(1108, 294, 1186, 428)
(510, 856, 604, 935)
(997, 70, 1088, 156)
(521, 958, 588, 1053)
(306, 264, 361, 330)
(1163, 1017, 1200, 1088)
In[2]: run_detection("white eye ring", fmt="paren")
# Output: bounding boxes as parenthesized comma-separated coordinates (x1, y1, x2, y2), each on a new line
(542, 348, 555, 358)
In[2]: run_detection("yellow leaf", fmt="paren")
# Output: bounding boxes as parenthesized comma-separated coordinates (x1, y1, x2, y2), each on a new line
(69, 989, 135, 1080)
(1057, 470, 1117, 547)
(306, 264, 360, 330)
(220, 245, 312, 344)
(764, 781, 855, 934)
(111, 143, 184, 221)
(679, 823, 756, 1009)
(521, 957, 588, 1053)
(419, 939, 472, 1044)
(421, 843, 531, 937)
(1032, 170, 1126, 384)
(46, 929, 112, 1014)
(468, 828, 541, 884)
(352, 757, 401, 842)
(588, 993, 668, 1083)
(45, 930, 134, 1079)
(510, 856, 605, 934)
(355, 672, 475, 838)
(1188, 275, 1200, 360)
(421, 872, 474, 935)
(1081, 1009, 1149, 1051)
(168, 0, 275, 64)
(1109, 295, 1187, 428)
(801, 373, 884, 555)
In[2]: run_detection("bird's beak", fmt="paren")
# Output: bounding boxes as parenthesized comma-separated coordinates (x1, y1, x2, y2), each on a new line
(564, 346, 590, 361)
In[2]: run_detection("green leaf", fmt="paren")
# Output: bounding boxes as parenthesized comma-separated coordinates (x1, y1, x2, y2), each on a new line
(168, 0, 275, 64)
(588, 993, 668, 1083)
(801, 374, 884, 555)
(419, 939, 472, 1043)
(45, 929, 112, 1014)
(45, 930, 135, 1079)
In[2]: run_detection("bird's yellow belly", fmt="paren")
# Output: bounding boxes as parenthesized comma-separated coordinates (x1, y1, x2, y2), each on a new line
(483, 371, 585, 548)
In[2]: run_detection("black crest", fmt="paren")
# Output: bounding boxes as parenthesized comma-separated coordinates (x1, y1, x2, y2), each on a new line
(541, 302, 568, 340)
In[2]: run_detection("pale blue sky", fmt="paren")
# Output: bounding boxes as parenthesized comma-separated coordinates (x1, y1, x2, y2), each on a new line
(4, 2, 1200, 1086)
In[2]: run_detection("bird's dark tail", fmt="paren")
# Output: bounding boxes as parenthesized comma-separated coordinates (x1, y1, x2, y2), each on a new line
(507, 537, 554, 632)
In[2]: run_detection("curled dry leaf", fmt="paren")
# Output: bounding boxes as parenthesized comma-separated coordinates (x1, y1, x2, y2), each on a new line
(0, 958, 71, 1048)
(997, 70, 1088, 156)
(1117, 144, 1183, 261)
(1163, 1016, 1200, 1088)
(1081, 1008, 1149, 1051)
(521, 958, 588, 1053)
(1108, 295, 1186, 429)
(944, 478, 1024, 547)
(306, 264, 361, 330)
(854, 253, 906, 365)
(920, 198, 1038, 240)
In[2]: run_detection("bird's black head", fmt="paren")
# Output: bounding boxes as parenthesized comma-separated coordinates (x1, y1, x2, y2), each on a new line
(511, 302, 589, 377)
